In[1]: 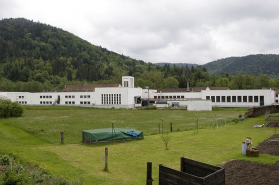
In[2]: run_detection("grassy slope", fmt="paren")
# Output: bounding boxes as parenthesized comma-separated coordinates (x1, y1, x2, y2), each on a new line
(0, 107, 278, 184)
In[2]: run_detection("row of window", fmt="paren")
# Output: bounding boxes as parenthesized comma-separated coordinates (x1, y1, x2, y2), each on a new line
(65, 101, 75, 104)
(80, 95, 90, 98)
(65, 95, 75, 98)
(40, 101, 52, 104)
(17, 101, 27, 104)
(18, 96, 25, 99)
(80, 101, 91, 104)
(154, 95, 185, 99)
(101, 94, 121, 105)
(40, 95, 52, 98)
(206, 96, 264, 103)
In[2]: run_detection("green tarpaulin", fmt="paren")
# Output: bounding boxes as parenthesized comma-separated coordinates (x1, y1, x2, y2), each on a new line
(82, 128, 144, 143)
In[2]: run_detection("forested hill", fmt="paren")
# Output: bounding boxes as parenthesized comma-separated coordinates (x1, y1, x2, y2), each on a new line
(0, 18, 154, 84)
(202, 54, 279, 78)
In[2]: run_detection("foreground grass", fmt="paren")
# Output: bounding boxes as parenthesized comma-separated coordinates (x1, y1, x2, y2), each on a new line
(0, 107, 278, 184)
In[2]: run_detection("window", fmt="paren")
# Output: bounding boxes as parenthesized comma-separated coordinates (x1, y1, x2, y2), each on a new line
(169, 96, 172, 98)
(80, 101, 83, 104)
(65, 101, 68, 104)
(227, 96, 231, 102)
(43, 96, 45, 98)
(69, 96, 71, 98)
(249, 96, 253, 102)
(65, 96, 68, 98)
(154, 96, 157, 99)
(72, 95, 75, 98)
(19, 101, 21, 104)
(87, 101, 90, 104)
(25, 101, 27, 104)
(124, 81, 128, 87)
(254, 96, 258, 102)
(173, 96, 176, 98)
(50, 101, 52, 104)
(165, 96, 169, 98)
(276, 94, 278, 97)
(243, 96, 247, 102)
(87, 95, 90, 98)
(43, 101, 45, 104)
(119, 94, 121, 104)
(181, 96, 184, 98)
(232, 96, 236, 102)
(238, 96, 242, 102)
(46, 101, 49, 104)
(276, 100, 278, 103)
(211, 96, 215, 102)
(84, 101, 87, 104)
(80, 95, 83, 98)
(40, 96, 42, 98)
(46, 96, 49, 98)
(216, 96, 220, 102)
(260, 96, 264, 103)
(72, 101, 75, 104)
(177, 96, 180, 98)
(206, 96, 210, 100)
(222, 96, 226, 102)
(40, 101, 42, 104)
(69, 101, 71, 104)
(50, 96, 52, 98)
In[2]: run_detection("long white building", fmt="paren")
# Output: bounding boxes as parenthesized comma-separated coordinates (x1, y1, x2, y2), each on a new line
(0, 76, 276, 111)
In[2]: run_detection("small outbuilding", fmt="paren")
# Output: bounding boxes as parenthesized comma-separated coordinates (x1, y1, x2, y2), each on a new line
(82, 128, 144, 144)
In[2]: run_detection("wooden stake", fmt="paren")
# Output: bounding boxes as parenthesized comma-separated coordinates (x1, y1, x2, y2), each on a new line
(158, 123, 160, 134)
(170, 122, 172, 132)
(105, 148, 108, 170)
(60, 131, 64, 144)
(146, 162, 153, 185)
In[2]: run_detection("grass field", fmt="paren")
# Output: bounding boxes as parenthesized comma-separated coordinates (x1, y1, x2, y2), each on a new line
(0, 106, 278, 184)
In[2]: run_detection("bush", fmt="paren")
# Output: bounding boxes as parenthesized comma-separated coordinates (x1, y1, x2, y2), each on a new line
(0, 99, 23, 118)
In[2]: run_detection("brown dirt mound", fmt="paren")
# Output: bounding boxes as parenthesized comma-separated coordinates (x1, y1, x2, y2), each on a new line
(223, 135, 279, 185)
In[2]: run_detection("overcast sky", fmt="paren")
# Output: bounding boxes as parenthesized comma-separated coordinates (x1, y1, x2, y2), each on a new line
(1, 0, 279, 65)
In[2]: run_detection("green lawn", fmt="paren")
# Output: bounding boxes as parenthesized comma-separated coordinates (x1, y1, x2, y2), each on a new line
(0, 106, 278, 184)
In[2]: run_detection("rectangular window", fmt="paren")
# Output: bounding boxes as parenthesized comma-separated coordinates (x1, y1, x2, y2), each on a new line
(243, 96, 247, 102)
(276, 100, 278, 103)
(69, 96, 71, 98)
(80, 101, 83, 104)
(117, 94, 119, 104)
(65, 101, 68, 104)
(22, 96, 24, 98)
(69, 101, 71, 104)
(87, 101, 90, 104)
(25, 101, 27, 104)
(65, 96, 68, 98)
(50, 96, 52, 98)
(222, 96, 226, 102)
(177, 96, 180, 98)
(254, 96, 258, 102)
(50, 101, 52, 104)
(106, 94, 108, 104)
(87, 95, 90, 98)
(181, 96, 184, 98)
(46, 96, 49, 98)
(165, 96, 169, 98)
(238, 96, 242, 102)
(161, 96, 165, 98)
(43, 96, 45, 98)
(249, 96, 253, 102)
(260, 96, 264, 103)
(72, 101, 75, 104)
(206, 96, 210, 100)
(169, 96, 172, 98)
(114, 94, 116, 104)
(72, 95, 75, 98)
(46, 101, 49, 104)
(173, 96, 176, 98)
(276, 94, 278, 97)
(211, 96, 215, 102)
(19, 101, 21, 104)
(80, 95, 83, 98)
(119, 94, 121, 104)
(43, 101, 45, 104)
(227, 96, 231, 102)
(232, 96, 236, 102)
(40, 96, 42, 98)
(216, 96, 220, 102)
(154, 96, 157, 99)
(84, 101, 87, 104)
(40, 101, 42, 104)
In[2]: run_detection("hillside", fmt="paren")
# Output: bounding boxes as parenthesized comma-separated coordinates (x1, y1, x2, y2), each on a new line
(202, 54, 279, 78)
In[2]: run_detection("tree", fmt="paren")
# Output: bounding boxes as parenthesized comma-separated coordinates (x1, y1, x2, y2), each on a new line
(165, 77, 179, 88)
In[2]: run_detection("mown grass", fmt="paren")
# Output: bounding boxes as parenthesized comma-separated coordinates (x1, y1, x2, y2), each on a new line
(0, 106, 278, 185)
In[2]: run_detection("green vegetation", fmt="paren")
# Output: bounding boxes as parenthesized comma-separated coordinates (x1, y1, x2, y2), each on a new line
(0, 106, 278, 184)
(0, 18, 278, 92)
(0, 99, 23, 118)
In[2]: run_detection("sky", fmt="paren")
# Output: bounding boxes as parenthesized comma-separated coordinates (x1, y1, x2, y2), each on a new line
(1, 0, 279, 65)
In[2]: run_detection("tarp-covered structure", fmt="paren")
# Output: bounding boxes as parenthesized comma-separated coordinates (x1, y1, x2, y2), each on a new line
(82, 128, 144, 144)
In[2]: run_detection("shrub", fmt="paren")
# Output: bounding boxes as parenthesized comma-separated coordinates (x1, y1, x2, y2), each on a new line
(0, 99, 23, 118)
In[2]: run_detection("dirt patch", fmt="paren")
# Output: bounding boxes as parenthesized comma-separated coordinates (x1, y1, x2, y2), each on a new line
(223, 135, 279, 185)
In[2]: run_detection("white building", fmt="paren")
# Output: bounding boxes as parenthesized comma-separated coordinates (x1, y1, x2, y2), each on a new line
(0, 76, 276, 111)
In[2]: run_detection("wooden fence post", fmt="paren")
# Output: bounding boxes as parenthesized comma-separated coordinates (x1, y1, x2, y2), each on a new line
(170, 122, 172, 132)
(146, 162, 153, 185)
(60, 131, 64, 144)
(158, 123, 160, 134)
(105, 148, 108, 171)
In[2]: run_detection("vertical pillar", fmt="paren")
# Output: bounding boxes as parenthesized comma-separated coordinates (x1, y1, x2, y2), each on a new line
(61, 131, 64, 144)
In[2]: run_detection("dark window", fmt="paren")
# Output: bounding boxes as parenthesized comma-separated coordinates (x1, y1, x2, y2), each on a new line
(50, 96, 52, 98)
(173, 96, 176, 98)
(227, 96, 231, 102)
(154, 96, 157, 99)
(238, 96, 242, 102)
(216, 96, 220, 102)
(254, 96, 258, 102)
(222, 96, 226, 102)
(169, 96, 172, 98)
(40, 96, 42, 98)
(211, 96, 215, 102)
(243, 96, 247, 102)
(165, 96, 168, 98)
(181, 96, 184, 98)
(80, 95, 83, 98)
(232, 96, 236, 102)
(177, 96, 180, 98)
(80, 101, 83, 104)
(206, 96, 210, 100)
(72, 101, 75, 104)
(249, 96, 253, 102)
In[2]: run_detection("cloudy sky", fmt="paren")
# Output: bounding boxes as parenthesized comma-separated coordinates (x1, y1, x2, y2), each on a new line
(1, 0, 279, 65)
